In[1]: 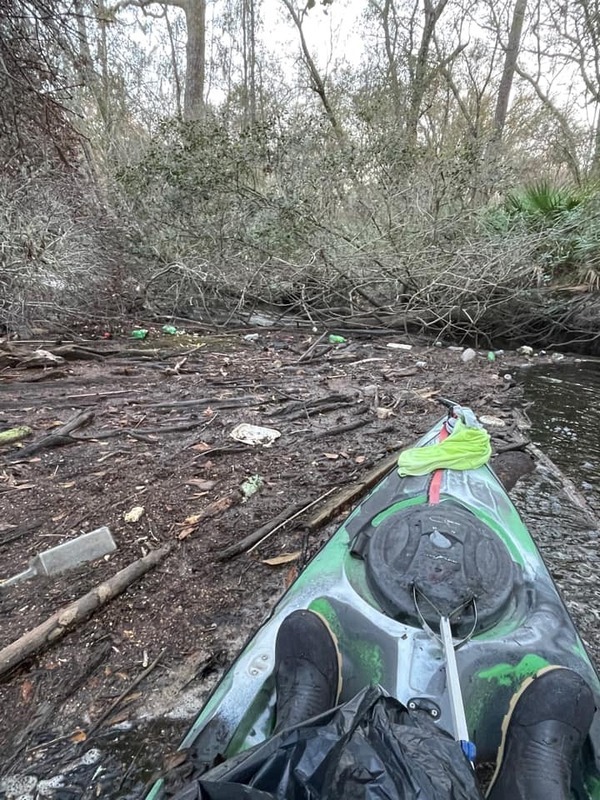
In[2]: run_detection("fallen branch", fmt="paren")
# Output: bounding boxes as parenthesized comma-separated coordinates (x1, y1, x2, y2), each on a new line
(283, 400, 356, 422)
(216, 499, 313, 561)
(247, 488, 338, 554)
(86, 649, 166, 738)
(297, 331, 328, 363)
(306, 417, 370, 440)
(9, 410, 94, 459)
(0, 545, 172, 679)
(306, 453, 399, 531)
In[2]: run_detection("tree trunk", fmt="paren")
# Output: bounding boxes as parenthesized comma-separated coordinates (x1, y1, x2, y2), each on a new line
(405, 0, 450, 149)
(108, 0, 206, 120)
(182, 0, 206, 120)
(492, 0, 528, 142)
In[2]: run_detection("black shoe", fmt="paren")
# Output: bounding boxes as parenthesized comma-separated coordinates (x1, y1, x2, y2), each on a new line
(487, 666, 596, 800)
(273, 609, 342, 733)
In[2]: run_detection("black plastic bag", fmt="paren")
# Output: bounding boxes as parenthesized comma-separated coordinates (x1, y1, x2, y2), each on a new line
(171, 686, 483, 800)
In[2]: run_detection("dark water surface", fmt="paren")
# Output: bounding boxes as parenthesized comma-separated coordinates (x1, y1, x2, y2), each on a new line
(519, 360, 600, 504)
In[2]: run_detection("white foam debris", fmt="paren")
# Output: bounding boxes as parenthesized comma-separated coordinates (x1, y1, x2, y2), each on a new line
(0, 775, 38, 797)
(37, 776, 65, 797)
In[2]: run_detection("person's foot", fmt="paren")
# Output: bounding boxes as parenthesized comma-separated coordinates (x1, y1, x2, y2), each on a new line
(486, 666, 596, 800)
(273, 609, 342, 733)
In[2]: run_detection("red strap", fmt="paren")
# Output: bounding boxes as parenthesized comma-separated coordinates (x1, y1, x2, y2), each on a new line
(428, 422, 450, 505)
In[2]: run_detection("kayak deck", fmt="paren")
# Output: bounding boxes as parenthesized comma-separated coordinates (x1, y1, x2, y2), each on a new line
(148, 413, 600, 799)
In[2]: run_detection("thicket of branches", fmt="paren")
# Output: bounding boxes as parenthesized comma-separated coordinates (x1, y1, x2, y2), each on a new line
(1, 0, 599, 351)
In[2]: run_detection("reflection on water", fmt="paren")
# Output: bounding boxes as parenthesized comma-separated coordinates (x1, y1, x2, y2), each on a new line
(519, 361, 600, 497)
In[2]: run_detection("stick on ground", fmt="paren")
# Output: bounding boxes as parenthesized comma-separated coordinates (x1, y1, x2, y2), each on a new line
(0, 545, 172, 679)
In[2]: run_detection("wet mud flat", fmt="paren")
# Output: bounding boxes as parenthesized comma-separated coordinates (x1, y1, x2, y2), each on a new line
(0, 330, 597, 798)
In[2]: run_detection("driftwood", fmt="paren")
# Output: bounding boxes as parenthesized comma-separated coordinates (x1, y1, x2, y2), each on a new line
(0, 545, 172, 679)
(9, 410, 94, 459)
(306, 453, 399, 531)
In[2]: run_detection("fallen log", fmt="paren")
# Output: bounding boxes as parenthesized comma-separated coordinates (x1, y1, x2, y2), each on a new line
(0, 545, 172, 679)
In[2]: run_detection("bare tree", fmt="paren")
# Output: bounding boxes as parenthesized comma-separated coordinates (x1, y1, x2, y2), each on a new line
(280, 0, 344, 141)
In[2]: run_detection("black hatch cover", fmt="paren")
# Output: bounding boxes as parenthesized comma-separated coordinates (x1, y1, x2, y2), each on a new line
(353, 502, 519, 635)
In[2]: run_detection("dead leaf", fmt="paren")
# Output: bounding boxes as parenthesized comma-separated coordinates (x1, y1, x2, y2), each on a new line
(20, 680, 34, 704)
(163, 751, 190, 771)
(183, 513, 201, 526)
(186, 479, 216, 491)
(176, 496, 235, 538)
(70, 729, 87, 743)
(202, 407, 214, 417)
(323, 452, 339, 460)
(355, 455, 366, 464)
(124, 505, 144, 523)
(176, 525, 197, 540)
(375, 407, 395, 420)
(105, 710, 131, 727)
(416, 388, 439, 400)
(262, 551, 301, 566)
(191, 442, 212, 452)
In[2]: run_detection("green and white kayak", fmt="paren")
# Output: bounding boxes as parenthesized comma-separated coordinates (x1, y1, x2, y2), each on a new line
(148, 406, 600, 799)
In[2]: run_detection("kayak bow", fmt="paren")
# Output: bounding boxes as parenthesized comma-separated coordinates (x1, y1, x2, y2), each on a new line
(148, 406, 600, 799)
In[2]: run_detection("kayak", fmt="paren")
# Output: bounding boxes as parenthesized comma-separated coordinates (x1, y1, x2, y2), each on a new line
(147, 405, 600, 799)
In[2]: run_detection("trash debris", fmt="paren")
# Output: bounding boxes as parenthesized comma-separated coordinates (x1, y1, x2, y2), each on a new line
(328, 334, 347, 344)
(415, 360, 427, 369)
(0, 527, 116, 588)
(386, 343, 412, 351)
(230, 423, 281, 447)
(551, 352, 565, 361)
(124, 505, 145, 523)
(131, 329, 149, 340)
(162, 325, 178, 335)
(376, 407, 395, 420)
(503, 373, 513, 382)
(32, 348, 65, 364)
(479, 415, 506, 428)
(517, 345, 533, 356)
(487, 351, 496, 362)
(241, 474, 264, 501)
(461, 348, 477, 363)
(0, 425, 33, 446)
(243, 333, 260, 342)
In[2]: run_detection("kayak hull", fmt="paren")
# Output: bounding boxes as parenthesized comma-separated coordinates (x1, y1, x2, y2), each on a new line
(148, 414, 600, 799)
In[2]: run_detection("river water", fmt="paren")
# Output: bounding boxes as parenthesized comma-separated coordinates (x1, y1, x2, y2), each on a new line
(513, 359, 600, 672)
(519, 360, 600, 510)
